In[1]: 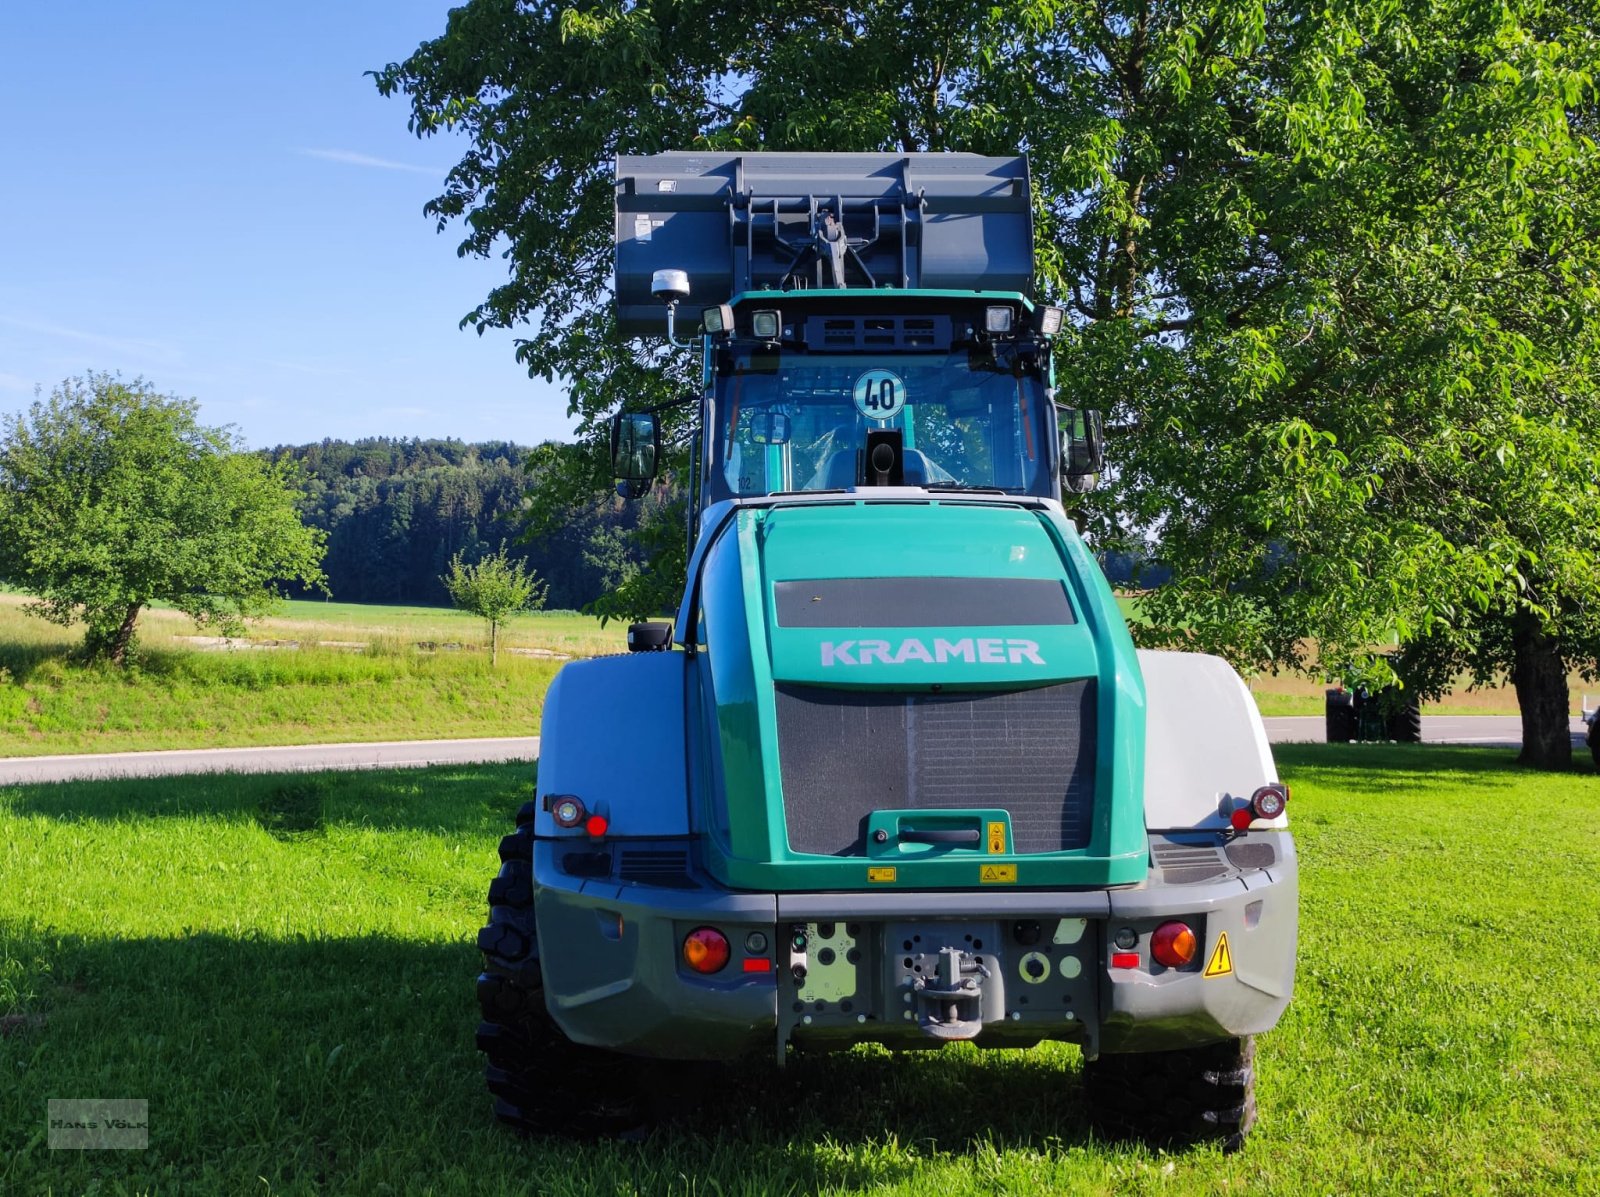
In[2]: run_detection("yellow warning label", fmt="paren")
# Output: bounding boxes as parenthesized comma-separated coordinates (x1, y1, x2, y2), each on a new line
(979, 864, 1017, 884)
(1203, 932, 1233, 978)
(987, 821, 1007, 855)
(868, 866, 897, 883)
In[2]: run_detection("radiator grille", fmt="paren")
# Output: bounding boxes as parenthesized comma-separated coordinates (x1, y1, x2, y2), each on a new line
(775, 681, 1096, 856)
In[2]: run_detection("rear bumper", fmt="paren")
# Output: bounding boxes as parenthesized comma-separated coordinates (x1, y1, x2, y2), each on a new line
(531, 833, 1297, 1060)
(1097, 835, 1298, 1053)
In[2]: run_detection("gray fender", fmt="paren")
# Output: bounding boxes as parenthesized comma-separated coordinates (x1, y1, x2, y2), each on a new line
(1137, 649, 1283, 831)
(531, 652, 690, 838)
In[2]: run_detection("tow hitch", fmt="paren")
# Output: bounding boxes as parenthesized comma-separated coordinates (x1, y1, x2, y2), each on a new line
(913, 946, 991, 1040)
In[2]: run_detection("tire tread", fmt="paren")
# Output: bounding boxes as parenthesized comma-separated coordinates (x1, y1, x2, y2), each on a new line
(1084, 1036, 1258, 1153)
(477, 809, 641, 1138)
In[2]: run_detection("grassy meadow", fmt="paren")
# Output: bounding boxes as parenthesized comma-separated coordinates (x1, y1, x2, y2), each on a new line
(0, 595, 627, 757)
(1113, 594, 1580, 717)
(0, 590, 1577, 760)
(2, 746, 1597, 1194)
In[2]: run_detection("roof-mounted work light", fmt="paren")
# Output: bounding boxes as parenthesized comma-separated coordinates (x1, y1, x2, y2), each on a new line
(751, 309, 782, 340)
(702, 304, 734, 336)
(1035, 305, 1065, 337)
(985, 306, 1014, 335)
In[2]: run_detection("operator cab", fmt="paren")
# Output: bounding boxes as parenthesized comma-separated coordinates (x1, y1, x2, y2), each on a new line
(706, 300, 1057, 502)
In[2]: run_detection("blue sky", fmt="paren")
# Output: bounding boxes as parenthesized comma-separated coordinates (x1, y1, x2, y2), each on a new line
(0, 1, 574, 449)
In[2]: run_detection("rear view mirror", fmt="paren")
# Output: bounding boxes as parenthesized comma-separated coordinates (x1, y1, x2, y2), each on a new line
(749, 411, 791, 445)
(1060, 408, 1104, 493)
(609, 411, 660, 483)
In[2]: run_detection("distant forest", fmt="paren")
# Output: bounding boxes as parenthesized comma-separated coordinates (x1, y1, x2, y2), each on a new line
(263, 438, 648, 611)
(262, 437, 1166, 611)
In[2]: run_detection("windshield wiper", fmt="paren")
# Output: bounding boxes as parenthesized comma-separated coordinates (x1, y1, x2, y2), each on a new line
(923, 484, 1009, 495)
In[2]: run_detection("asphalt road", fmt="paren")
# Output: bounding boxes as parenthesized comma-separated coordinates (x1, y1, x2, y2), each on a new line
(0, 715, 1591, 785)
(1262, 713, 1588, 749)
(0, 737, 540, 785)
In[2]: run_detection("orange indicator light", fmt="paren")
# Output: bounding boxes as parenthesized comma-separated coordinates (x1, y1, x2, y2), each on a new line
(683, 928, 730, 974)
(1152, 922, 1198, 967)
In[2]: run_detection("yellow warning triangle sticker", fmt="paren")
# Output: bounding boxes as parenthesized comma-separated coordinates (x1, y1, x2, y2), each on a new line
(1203, 933, 1233, 978)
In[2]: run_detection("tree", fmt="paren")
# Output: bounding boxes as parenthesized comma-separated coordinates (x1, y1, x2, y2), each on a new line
(0, 374, 327, 665)
(1092, 6, 1600, 768)
(442, 543, 548, 664)
(376, 0, 1600, 764)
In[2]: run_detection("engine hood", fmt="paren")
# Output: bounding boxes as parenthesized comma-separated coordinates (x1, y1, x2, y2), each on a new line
(686, 497, 1148, 891)
(755, 502, 1098, 686)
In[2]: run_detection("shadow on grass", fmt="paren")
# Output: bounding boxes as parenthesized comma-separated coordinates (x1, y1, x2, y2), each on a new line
(714, 1037, 1093, 1152)
(0, 763, 537, 837)
(0, 638, 83, 684)
(256, 779, 328, 839)
(0, 637, 218, 685)
(1, 930, 1099, 1194)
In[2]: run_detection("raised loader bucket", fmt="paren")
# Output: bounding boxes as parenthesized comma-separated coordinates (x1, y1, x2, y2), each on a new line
(614, 152, 1033, 336)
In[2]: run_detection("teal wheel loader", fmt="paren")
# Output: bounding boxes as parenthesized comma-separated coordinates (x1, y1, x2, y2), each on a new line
(477, 153, 1297, 1151)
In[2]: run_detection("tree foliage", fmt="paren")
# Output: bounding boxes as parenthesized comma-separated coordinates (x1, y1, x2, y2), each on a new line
(0, 374, 327, 664)
(442, 541, 548, 664)
(376, 0, 1600, 764)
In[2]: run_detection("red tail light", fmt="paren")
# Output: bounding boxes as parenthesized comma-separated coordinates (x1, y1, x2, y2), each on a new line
(683, 927, 730, 974)
(584, 813, 609, 838)
(550, 796, 585, 828)
(1151, 921, 1198, 967)
(1251, 784, 1288, 821)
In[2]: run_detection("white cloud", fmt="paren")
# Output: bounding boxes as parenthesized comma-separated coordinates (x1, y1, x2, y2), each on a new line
(299, 148, 438, 177)
(0, 315, 182, 365)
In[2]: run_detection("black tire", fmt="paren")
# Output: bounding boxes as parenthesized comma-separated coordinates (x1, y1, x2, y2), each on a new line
(1587, 718, 1600, 770)
(1084, 1036, 1257, 1152)
(1324, 691, 1357, 744)
(1384, 694, 1422, 744)
(476, 819, 642, 1137)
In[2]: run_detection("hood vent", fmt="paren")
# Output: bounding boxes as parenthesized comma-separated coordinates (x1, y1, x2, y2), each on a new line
(618, 849, 697, 889)
(1150, 840, 1230, 885)
(806, 314, 949, 350)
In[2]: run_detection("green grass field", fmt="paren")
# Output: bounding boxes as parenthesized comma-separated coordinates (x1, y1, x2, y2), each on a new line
(0, 596, 626, 757)
(2, 746, 1597, 1194)
(0, 592, 1569, 759)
